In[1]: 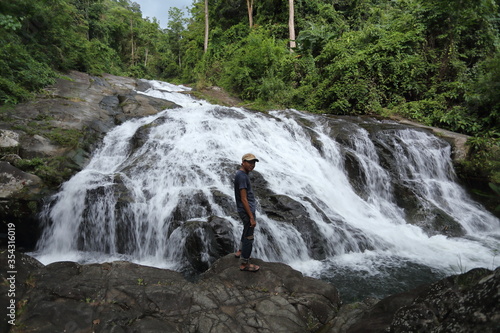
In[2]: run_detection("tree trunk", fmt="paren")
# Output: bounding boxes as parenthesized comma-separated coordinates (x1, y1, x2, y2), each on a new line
(246, 0, 254, 28)
(288, 0, 296, 50)
(204, 0, 209, 53)
(130, 18, 135, 65)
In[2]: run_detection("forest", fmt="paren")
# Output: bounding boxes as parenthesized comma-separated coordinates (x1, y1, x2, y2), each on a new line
(0, 0, 499, 201)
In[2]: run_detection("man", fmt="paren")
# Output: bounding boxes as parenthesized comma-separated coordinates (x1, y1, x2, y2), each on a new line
(233, 153, 260, 272)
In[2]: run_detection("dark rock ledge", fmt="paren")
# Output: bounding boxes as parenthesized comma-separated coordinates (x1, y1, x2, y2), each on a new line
(1, 253, 341, 333)
(1, 252, 498, 333)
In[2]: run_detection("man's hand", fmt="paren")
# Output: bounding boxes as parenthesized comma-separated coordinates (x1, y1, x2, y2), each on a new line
(250, 217, 256, 228)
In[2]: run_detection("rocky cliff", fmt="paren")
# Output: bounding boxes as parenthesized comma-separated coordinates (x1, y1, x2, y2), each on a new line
(0, 71, 180, 250)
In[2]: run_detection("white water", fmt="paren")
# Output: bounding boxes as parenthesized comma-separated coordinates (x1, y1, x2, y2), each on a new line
(33, 80, 500, 297)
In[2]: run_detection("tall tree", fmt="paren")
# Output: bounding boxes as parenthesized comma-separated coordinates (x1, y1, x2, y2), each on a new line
(288, 0, 296, 50)
(167, 7, 186, 67)
(246, 0, 254, 28)
(204, 0, 209, 52)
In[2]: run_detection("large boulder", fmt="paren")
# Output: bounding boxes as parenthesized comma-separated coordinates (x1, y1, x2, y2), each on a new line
(331, 267, 500, 333)
(388, 267, 500, 333)
(0, 161, 44, 250)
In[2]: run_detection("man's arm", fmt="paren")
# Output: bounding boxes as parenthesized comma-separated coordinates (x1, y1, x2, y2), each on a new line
(240, 188, 256, 227)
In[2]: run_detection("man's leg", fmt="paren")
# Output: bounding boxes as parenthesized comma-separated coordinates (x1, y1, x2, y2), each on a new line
(239, 212, 259, 271)
(235, 231, 245, 258)
(241, 226, 254, 261)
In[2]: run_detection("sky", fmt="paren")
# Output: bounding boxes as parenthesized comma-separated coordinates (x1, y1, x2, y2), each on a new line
(132, 0, 194, 29)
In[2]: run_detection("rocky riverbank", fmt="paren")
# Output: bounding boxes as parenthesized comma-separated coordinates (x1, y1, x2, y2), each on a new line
(1, 251, 498, 332)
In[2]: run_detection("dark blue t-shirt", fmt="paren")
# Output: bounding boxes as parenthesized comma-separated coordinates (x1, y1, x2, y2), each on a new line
(234, 170, 256, 214)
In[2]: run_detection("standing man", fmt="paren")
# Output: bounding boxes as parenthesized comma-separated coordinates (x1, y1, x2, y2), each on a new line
(234, 153, 260, 272)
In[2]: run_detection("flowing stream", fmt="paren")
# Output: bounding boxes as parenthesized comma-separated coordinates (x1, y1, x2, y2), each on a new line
(33, 81, 500, 302)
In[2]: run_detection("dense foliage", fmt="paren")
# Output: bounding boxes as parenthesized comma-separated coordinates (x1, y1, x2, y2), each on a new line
(0, 0, 499, 200)
(0, 0, 181, 104)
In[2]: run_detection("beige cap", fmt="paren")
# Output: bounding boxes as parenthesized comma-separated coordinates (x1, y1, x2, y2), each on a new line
(242, 153, 259, 162)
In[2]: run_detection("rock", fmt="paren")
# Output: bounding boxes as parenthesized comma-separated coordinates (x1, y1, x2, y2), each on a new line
(396, 118, 470, 162)
(324, 267, 500, 333)
(0, 154, 21, 165)
(20, 134, 68, 158)
(0, 130, 19, 155)
(0, 252, 341, 333)
(0, 161, 43, 198)
(1, 252, 498, 333)
(193, 86, 244, 107)
(388, 267, 500, 333)
(208, 215, 238, 254)
(326, 297, 380, 332)
(392, 183, 466, 237)
(0, 162, 44, 250)
(259, 193, 330, 259)
(0, 71, 183, 253)
(1, 70, 181, 176)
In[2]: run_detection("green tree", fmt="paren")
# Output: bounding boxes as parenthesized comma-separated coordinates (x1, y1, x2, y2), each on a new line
(167, 7, 187, 71)
(220, 27, 288, 101)
(465, 52, 500, 133)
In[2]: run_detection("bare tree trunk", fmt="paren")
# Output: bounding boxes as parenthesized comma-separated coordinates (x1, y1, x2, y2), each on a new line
(246, 0, 254, 28)
(204, 0, 209, 53)
(144, 48, 149, 67)
(130, 18, 135, 65)
(288, 0, 296, 50)
(85, 0, 90, 40)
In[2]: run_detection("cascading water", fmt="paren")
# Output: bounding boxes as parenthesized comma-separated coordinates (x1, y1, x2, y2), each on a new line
(33, 80, 500, 302)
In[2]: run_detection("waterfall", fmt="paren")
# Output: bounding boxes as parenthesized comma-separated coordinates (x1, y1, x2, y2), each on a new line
(33, 80, 500, 300)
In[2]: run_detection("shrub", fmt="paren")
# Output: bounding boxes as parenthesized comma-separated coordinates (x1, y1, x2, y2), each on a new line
(0, 42, 55, 104)
(219, 28, 288, 100)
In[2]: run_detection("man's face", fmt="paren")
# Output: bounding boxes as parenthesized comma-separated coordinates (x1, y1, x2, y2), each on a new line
(242, 160, 256, 173)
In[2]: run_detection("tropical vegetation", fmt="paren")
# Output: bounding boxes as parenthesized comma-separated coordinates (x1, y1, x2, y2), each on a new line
(0, 0, 499, 208)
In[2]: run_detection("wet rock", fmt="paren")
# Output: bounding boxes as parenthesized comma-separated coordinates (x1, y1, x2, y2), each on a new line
(0, 252, 341, 333)
(325, 267, 500, 333)
(388, 267, 500, 333)
(396, 118, 470, 162)
(1, 252, 497, 333)
(130, 122, 153, 150)
(260, 194, 328, 259)
(170, 216, 237, 276)
(182, 219, 224, 273)
(392, 183, 466, 237)
(208, 215, 237, 255)
(209, 187, 238, 219)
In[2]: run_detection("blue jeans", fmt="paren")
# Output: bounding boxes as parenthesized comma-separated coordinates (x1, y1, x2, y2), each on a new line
(238, 211, 255, 263)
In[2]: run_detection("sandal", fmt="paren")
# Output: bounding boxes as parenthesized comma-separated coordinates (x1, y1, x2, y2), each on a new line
(234, 250, 241, 258)
(240, 263, 260, 272)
